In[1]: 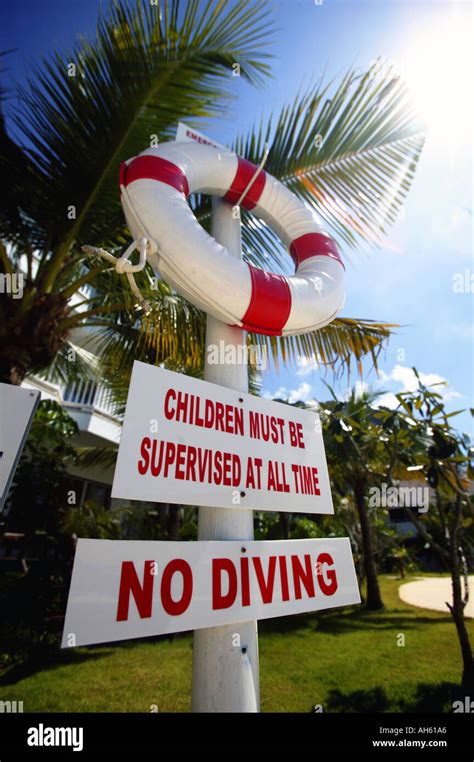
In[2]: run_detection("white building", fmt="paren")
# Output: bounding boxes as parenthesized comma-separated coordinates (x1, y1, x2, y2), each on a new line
(22, 369, 121, 508)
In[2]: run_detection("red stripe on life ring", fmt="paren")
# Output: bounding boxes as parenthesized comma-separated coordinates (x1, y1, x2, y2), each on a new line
(224, 157, 266, 210)
(290, 233, 344, 269)
(241, 264, 291, 336)
(121, 155, 189, 198)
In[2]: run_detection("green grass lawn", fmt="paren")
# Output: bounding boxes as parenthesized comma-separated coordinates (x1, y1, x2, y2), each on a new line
(0, 575, 467, 712)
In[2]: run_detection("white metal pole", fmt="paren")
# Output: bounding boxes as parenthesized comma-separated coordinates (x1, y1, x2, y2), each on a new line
(191, 198, 260, 713)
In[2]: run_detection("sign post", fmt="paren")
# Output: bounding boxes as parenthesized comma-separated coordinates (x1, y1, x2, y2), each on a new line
(62, 124, 360, 714)
(191, 198, 259, 712)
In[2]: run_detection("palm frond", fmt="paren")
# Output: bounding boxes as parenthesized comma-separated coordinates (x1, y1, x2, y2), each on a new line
(36, 339, 101, 386)
(76, 270, 205, 368)
(250, 317, 395, 375)
(3, 0, 274, 283)
(76, 446, 118, 470)
(194, 61, 425, 268)
(193, 62, 422, 370)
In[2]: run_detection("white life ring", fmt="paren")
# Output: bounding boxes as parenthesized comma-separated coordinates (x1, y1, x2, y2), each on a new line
(119, 141, 344, 336)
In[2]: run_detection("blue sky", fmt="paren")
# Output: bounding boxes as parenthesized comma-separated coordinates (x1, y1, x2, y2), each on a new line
(2, 0, 473, 434)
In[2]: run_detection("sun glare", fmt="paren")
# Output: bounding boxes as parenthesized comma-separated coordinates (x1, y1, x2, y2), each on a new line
(396, 7, 473, 142)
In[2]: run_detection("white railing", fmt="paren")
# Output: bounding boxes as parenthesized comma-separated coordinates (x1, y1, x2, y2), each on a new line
(61, 380, 120, 419)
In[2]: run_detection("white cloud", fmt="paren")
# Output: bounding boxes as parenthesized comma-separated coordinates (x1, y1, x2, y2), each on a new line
(262, 382, 315, 405)
(389, 365, 419, 391)
(340, 379, 370, 401)
(374, 392, 399, 410)
(394, 365, 461, 398)
(374, 365, 463, 408)
(289, 382, 312, 404)
(296, 354, 321, 376)
(263, 365, 462, 414)
(376, 369, 390, 383)
(348, 380, 370, 399)
(262, 386, 288, 400)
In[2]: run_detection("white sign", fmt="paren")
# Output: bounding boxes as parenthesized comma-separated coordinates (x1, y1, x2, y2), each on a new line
(62, 537, 360, 647)
(0, 384, 40, 510)
(112, 362, 333, 514)
(175, 121, 225, 150)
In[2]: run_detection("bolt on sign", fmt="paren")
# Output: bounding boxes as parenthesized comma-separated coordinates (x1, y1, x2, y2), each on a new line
(111, 361, 333, 514)
(61, 538, 360, 647)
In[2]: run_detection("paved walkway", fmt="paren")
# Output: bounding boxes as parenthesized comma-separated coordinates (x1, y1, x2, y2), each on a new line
(399, 576, 474, 618)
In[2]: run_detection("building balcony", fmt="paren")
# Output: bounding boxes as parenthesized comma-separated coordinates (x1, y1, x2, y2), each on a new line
(23, 375, 122, 445)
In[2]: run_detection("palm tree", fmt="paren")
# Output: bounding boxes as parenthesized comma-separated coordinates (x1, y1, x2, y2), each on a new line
(0, 0, 273, 383)
(390, 546, 411, 578)
(376, 374, 474, 689)
(0, 0, 425, 389)
(322, 386, 388, 610)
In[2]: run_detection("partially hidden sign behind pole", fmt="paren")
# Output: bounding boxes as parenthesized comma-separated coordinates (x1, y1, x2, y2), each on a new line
(62, 538, 360, 647)
(112, 361, 333, 514)
(0, 384, 40, 511)
(175, 121, 225, 150)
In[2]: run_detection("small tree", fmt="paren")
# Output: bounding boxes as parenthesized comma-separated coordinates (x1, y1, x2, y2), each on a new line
(375, 369, 474, 689)
(389, 546, 412, 579)
(321, 387, 387, 610)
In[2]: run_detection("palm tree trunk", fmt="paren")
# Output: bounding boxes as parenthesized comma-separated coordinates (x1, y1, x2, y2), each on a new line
(354, 484, 384, 610)
(168, 505, 181, 541)
(0, 292, 69, 385)
(279, 512, 290, 539)
(0, 361, 23, 385)
(0, 349, 31, 385)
